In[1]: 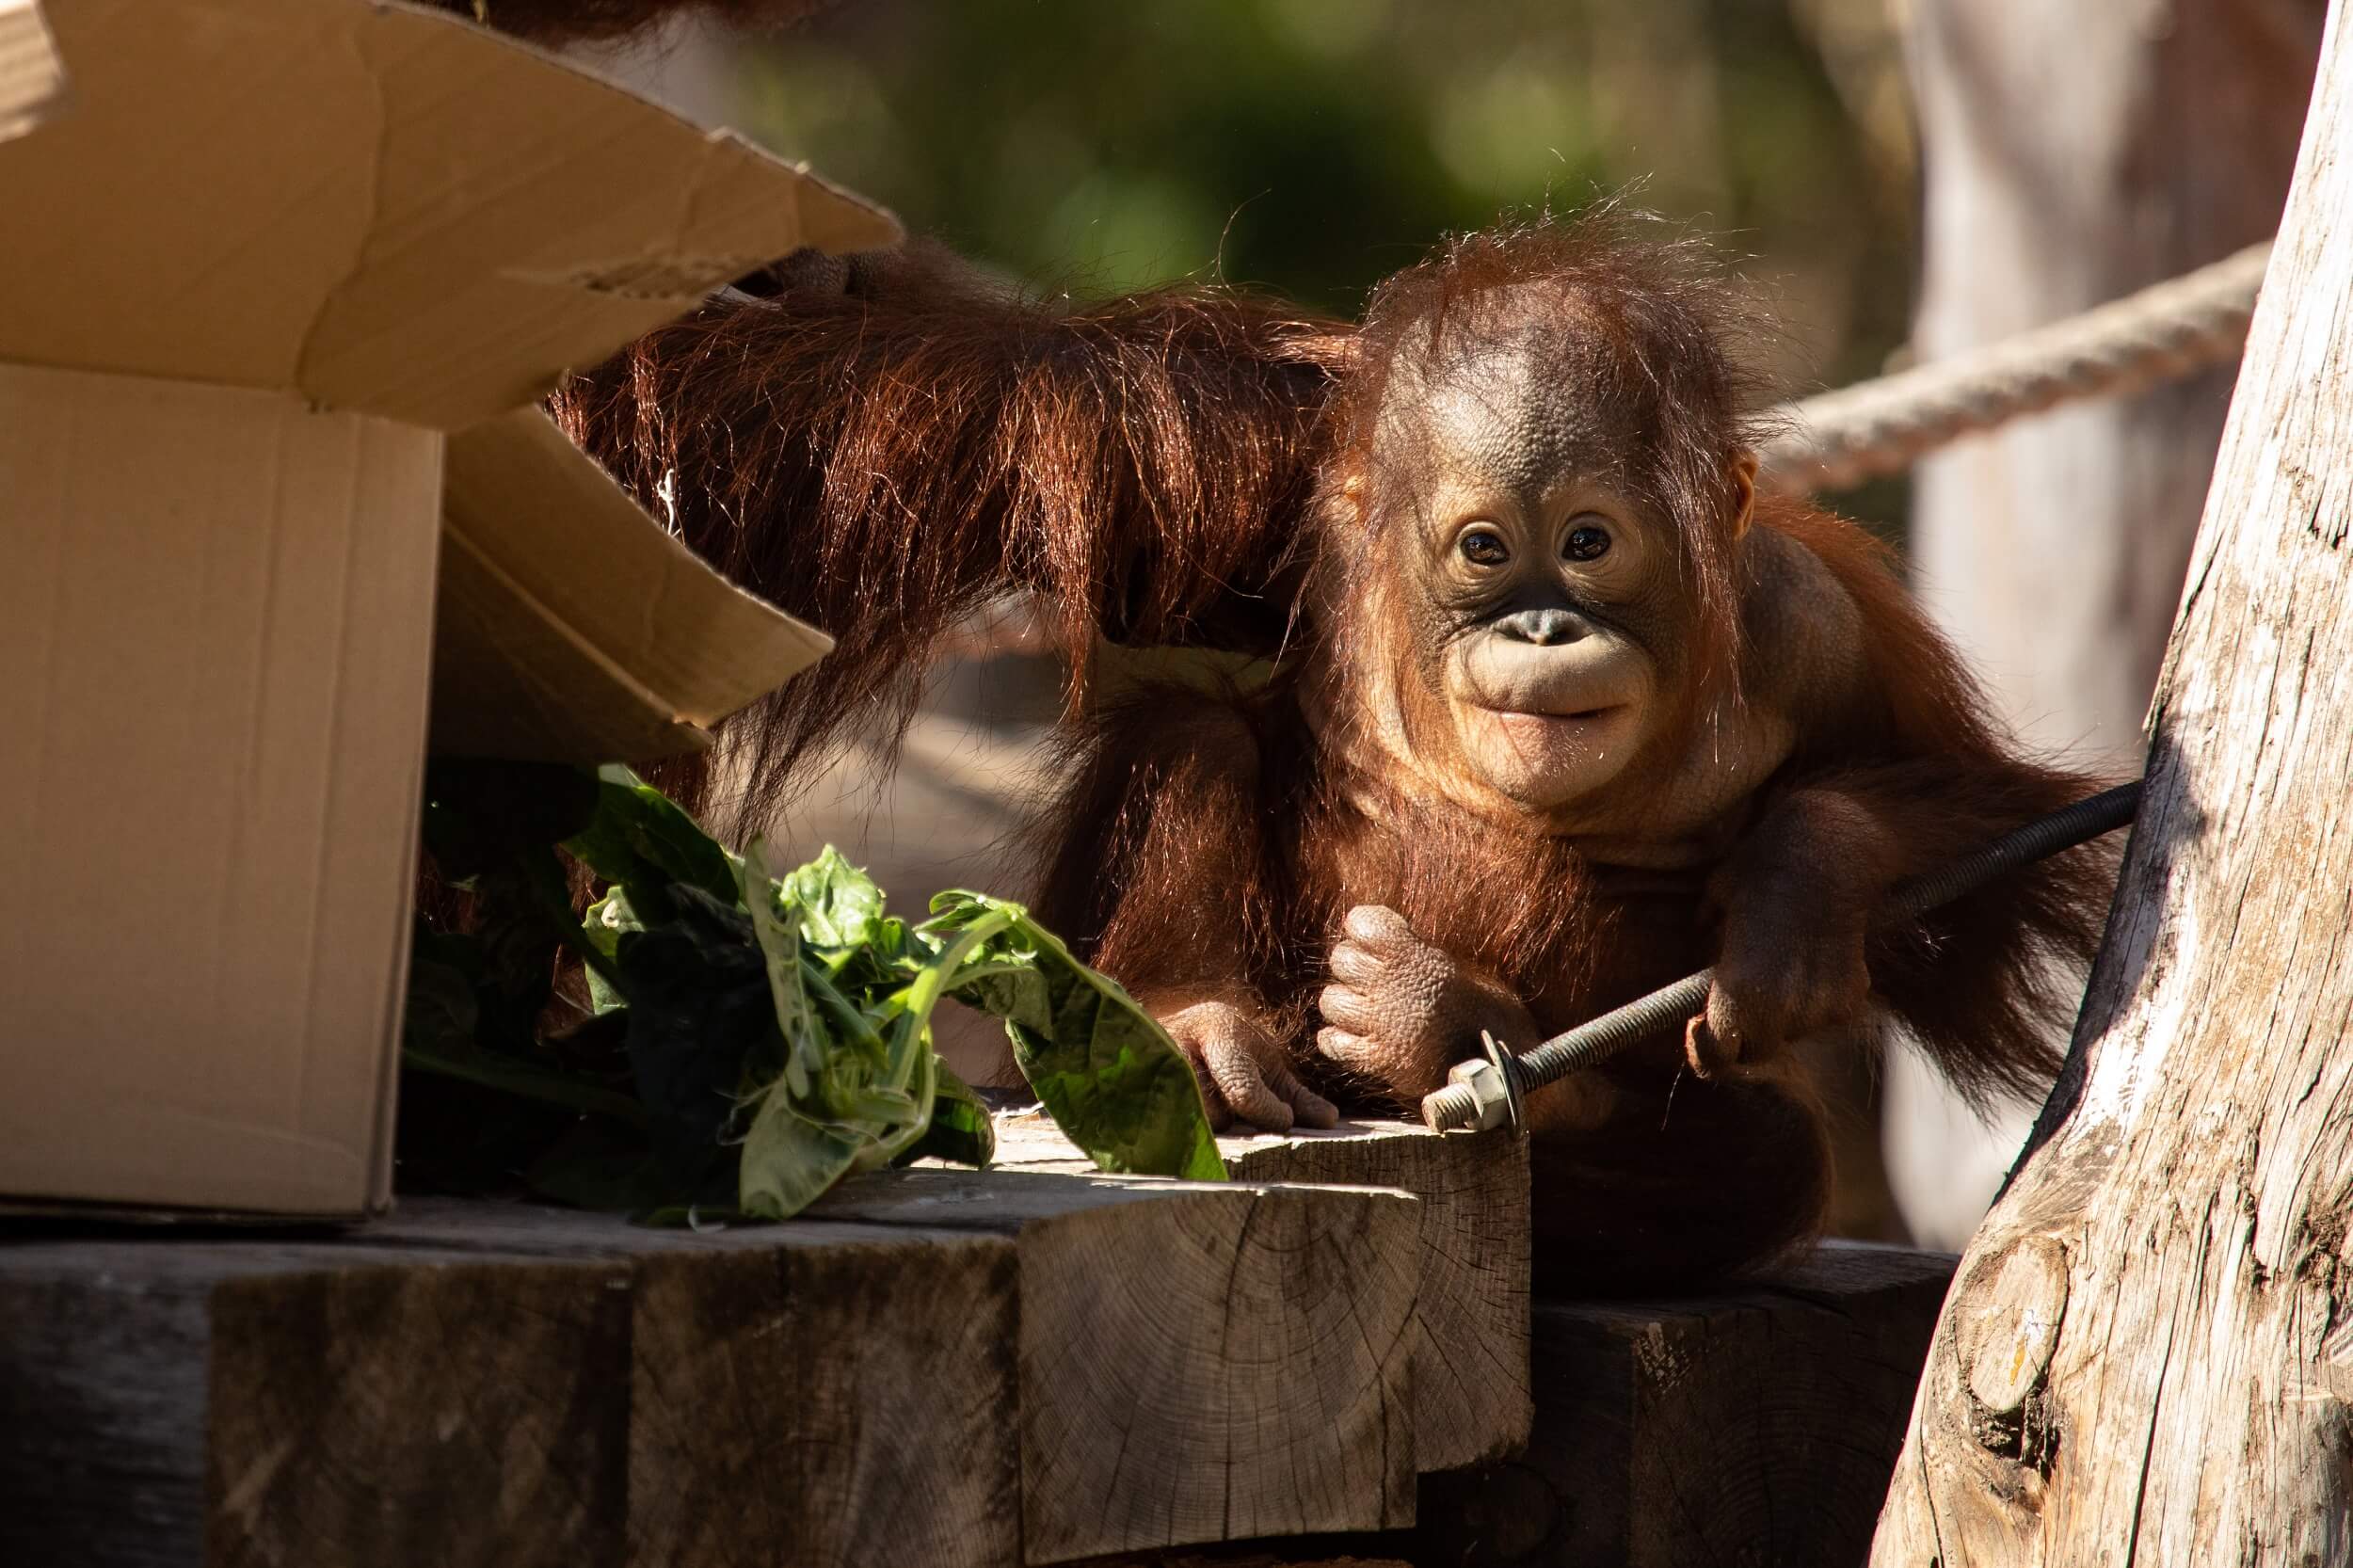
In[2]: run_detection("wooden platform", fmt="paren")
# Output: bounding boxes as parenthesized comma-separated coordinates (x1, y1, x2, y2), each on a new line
(0, 1128, 1949, 1568)
(0, 1165, 1429, 1568)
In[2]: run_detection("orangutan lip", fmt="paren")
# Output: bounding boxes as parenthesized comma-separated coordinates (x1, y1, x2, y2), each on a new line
(1484, 704, 1624, 725)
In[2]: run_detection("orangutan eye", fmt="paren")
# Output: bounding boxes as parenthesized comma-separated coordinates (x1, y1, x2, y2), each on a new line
(1564, 524, 1612, 562)
(1459, 528, 1511, 567)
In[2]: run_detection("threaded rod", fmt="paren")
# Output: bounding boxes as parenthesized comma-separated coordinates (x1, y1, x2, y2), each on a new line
(1426, 780, 2144, 1131)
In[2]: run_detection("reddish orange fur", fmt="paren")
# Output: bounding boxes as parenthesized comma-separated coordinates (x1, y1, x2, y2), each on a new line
(554, 213, 2116, 1288)
(554, 241, 1351, 836)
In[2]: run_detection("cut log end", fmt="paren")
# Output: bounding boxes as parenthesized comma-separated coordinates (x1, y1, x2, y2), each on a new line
(977, 1109, 1534, 1475)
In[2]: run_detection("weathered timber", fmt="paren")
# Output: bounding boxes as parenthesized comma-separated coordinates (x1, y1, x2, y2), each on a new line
(374, 1200, 1023, 1568)
(0, 1205, 1018, 1568)
(983, 1109, 1533, 1473)
(1874, 5, 2353, 1560)
(811, 1166, 1423, 1565)
(0, 1174, 1423, 1568)
(1414, 1241, 1954, 1568)
(1078, 1544, 1402, 1553)
(0, 1227, 635, 1568)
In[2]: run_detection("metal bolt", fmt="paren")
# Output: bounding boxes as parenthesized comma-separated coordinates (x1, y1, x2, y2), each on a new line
(1420, 1032, 1525, 1133)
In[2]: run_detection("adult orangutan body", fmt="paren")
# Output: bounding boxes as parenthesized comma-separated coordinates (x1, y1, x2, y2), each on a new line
(555, 217, 2110, 1287)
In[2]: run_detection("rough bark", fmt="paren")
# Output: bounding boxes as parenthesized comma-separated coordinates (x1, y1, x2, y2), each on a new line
(1886, 0, 2323, 1251)
(1873, 3, 2353, 1558)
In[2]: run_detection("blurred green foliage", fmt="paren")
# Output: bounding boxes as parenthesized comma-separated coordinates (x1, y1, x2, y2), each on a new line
(732, 0, 1913, 387)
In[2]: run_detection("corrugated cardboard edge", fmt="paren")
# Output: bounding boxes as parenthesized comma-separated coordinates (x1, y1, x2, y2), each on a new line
(431, 408, 834, 762)
(0, 0, 64, 142)
(1, 0, 903, 430)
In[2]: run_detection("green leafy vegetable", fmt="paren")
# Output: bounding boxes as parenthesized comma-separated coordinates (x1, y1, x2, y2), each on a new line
(565, 763, 742, 921)
(400, 762, 1223, 1223)
(905, 1063, 997, 1168)
(930, 892, 1225, 1182)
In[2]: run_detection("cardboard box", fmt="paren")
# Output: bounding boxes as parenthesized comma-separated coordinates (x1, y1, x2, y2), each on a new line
(0, 0, 897, 1217)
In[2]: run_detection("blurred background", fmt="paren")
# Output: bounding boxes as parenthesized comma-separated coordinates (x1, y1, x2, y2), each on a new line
(571, 0, 2322, 1250)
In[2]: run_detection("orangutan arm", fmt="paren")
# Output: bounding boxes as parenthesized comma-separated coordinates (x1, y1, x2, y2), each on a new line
(1026, 688, 1337, 1133)
(552, 250, 1350, 829)
(1691, 509, 2111, 1096)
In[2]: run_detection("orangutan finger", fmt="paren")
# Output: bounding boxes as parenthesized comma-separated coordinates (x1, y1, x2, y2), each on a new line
(1342, 904, 1417, 949)
(1315, 1025, 1378, 1068)
(1685, 1008, 1738, 1080)
(1326, 939, 1386, 986)
(1317, 983, 1380, 1032)
(1201, 1034, 1295, 1132)
(1263, 1059, 1340, 1128)
(1171, 1034, 1237, 1129)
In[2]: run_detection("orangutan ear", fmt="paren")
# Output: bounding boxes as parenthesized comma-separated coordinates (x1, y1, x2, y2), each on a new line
(1728, 450, 1759, 541)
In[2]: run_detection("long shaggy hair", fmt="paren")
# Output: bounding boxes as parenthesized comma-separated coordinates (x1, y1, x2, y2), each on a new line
(1761, 502, 2116, 1105)
(553, 242, 1352, 830)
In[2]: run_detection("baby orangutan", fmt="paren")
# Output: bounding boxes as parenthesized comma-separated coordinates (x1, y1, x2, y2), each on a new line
(559, 213, 2112, 1287)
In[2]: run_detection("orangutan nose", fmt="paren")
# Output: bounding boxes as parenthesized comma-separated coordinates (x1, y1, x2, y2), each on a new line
(1497, 607, 1591, 646)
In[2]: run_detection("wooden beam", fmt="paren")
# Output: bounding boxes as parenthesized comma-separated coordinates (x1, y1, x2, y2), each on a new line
(376, 1201, 1023, 1568)
(1416, 1241, 1954, 1568)
(811, 1167, 1421, 1565)
(0, 1229, 634, 1568)
(982, 1109, 1532, 1474)
(2, 1174, 1423, 1568)
(0, 1206, 1022, 1568)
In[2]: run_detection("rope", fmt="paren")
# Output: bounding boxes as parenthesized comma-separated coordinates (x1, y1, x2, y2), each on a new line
(938, 244, 2273, 661)
(1759, 241, 2272, 495)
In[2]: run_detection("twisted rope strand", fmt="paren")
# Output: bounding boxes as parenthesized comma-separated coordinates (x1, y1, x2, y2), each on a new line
(1759, 240, 2273, 495)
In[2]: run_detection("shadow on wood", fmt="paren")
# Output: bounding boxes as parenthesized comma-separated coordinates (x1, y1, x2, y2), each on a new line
(1417, 1242, 1954, 1568)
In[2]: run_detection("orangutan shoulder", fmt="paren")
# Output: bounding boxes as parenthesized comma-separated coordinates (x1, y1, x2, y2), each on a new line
(1734, 522, 1873, 740)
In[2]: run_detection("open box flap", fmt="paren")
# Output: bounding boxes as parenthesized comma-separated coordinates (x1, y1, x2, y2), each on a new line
(0, 0, 64, 141)
(0, 0, 899, 430)
(431, 408, 834, 763)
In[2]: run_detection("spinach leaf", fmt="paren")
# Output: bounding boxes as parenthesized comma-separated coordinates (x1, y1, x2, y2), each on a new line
(903, 1062, 997, 1168)
(565, 763, 741, 924)
(731, 838, 959, 1218)
(928, 892, 1225, 1182)
(612, 884, 773, 1207)
(781, 844, 892, 952)
(402, 760, 1213, 1223)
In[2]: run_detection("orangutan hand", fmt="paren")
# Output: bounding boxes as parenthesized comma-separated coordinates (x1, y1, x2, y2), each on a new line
(1159, 999, 1337, 1134)
(1687, 786, 1892, 1079)
(1686, 906, 1873, 1078)
(1314, 904, 1538, 1103)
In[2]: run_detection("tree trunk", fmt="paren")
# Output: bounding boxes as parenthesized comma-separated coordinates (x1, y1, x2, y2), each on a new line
(1872, 3, 2353, 1559)
(1887, 0, 2321, 1251)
